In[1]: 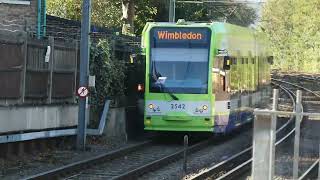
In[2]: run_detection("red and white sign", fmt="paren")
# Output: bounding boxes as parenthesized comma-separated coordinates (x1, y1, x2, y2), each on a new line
(77, 86, 89, 98)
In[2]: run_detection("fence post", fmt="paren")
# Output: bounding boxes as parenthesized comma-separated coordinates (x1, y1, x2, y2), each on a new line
(20, 34, 28, 104)
(73, 40, 78, 103)
(183, 135, 188, 175)
(293, 90, 302, 180)
(270, 89, 279, 178)
(48, 36, 54, 104)
(252, 89, 278, 180)
(318, 144, 320, 180)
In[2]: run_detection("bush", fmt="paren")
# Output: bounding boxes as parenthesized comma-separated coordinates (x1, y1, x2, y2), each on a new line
(90, 39, 126, 107)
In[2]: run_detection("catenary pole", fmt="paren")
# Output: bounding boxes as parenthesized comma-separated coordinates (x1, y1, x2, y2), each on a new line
(77, 0, 91, 150)
(169, 0, 176, 22)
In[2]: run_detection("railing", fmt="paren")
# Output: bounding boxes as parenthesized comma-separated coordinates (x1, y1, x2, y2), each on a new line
(252, 89, 320, 180)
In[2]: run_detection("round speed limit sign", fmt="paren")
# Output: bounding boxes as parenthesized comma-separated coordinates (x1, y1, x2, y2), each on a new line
(77, 86, 89, 98)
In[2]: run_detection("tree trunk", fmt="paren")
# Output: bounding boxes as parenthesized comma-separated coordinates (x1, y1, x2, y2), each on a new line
(122, 0, 135, 34)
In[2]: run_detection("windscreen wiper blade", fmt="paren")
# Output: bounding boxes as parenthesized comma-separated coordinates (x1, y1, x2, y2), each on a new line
(159, 83, 179, 101)
(168, 92, 179, 101)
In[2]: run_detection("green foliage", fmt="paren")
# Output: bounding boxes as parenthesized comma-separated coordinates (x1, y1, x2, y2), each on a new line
(47, 0, 82, 20)
(175, 3, 257, 27)
(47, 0, 122, 28)
(134, 0, 157, 34)
(47, 0, 156, 34)
(261, 0, 320, 73)
(47, 0, 256, 34)
(91, 0, 122, 29)
(90, 39, 126, 106)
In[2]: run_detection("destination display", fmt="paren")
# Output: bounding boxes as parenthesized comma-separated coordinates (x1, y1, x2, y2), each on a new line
(151, 27, 211, 48)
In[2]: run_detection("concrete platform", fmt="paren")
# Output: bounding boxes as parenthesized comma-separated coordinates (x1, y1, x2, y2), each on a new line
(0, 105, 78, 133)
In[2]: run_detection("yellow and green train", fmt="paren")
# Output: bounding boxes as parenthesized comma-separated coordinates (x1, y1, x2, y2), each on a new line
(141, 20, 272, 133)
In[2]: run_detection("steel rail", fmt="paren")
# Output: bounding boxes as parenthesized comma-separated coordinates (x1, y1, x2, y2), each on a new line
(274, 79, 320, 179)
(112, 137, 214, 180)
(25, 79, 319, 180)
(216, 80, 320, 180)
(299, 159, 319, 180)
(188, 81, 297, 180)
(272, 78, 320, 98)
(23, 140, 153, 180)
(26, 137, 214, 180)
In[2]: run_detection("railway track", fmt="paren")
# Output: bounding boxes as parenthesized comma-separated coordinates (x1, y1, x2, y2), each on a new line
(187, 79, 306, 180)
(188, 77, 320, 180)
(25, 77, 319, 180)
(25, 127, 255, 179)
(275, 77, 320, 180)
(25, 136, 222, 180)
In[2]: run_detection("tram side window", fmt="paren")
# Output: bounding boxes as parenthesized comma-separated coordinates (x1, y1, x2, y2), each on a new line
(233, 57, 239, 92)
(212, 57, 221, 94)
(232, 58, 237, 65)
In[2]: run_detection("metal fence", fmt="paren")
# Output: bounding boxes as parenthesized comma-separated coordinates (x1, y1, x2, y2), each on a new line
(0, 31, 78, 105)
(252, 89, 320, 180)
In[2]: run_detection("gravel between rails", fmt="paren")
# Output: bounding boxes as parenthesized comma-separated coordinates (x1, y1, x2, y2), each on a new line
(166, 81, 294, 180)
(273, 77, 320, 179)
(139, 128, 253, 180)
(64, 143, 183, 180)
(0, 136, 137, 180)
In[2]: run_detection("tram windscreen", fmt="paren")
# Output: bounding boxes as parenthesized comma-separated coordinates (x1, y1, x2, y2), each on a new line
(149, 27, 211, 94)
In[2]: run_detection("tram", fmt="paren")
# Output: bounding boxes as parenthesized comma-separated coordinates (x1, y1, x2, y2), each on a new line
(140, 20, 272, 133)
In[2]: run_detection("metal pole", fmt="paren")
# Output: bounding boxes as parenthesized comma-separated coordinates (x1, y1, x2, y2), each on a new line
(293, 90, 302, 179)
(77, 0, 91, 150)
(269, 89, 279, 179)
(252, 89, 278, 180)
(169, 0, 176, 22)
(183, 135, 188, 175)
(318, 144, 320, 180)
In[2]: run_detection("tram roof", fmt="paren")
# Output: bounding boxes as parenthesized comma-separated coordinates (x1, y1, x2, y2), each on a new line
(142, 21, 271, 56)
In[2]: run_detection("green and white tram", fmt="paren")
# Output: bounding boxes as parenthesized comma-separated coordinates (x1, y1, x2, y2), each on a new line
(141, 20, 272, 133)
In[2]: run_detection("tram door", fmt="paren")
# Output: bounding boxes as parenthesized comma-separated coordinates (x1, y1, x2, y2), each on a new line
(212, 56, 230, 101)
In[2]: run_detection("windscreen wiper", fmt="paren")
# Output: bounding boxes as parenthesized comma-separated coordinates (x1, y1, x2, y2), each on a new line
(159, 83, 179, 101)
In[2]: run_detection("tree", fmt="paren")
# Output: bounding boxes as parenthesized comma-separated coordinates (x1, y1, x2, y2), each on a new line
(47, 0, 256, 34)
(47, 0, 123, 28)
(174, 2, 257, 27)
(261, 0, 320, 73)
(121, 0, 135, 33)
(47, 0, 157, 34)
(90, 39, 126, 105)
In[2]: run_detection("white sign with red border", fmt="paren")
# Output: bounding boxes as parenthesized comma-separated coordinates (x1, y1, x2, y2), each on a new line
(77, 86, 89, 98)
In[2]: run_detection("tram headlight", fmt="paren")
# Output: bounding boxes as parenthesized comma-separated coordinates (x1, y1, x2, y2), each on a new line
(148, 104, 154, 109)
(202, 105, 208, 110)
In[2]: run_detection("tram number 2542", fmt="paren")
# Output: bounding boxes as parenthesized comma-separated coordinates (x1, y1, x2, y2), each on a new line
(171, 104, 186, 110)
